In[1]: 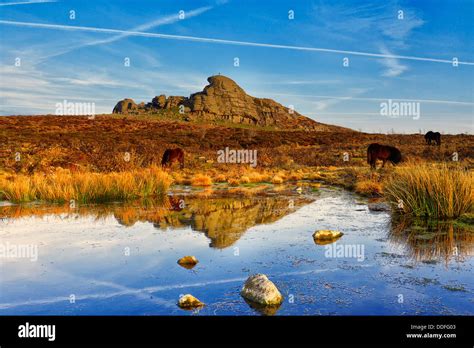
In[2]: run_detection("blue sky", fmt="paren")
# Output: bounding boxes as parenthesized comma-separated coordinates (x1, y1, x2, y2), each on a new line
(0, 0, 472, 133)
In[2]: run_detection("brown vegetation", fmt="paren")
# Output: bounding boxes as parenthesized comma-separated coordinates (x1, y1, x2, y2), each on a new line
(0, 115, 472, 205)
(1, 115, 472, 175)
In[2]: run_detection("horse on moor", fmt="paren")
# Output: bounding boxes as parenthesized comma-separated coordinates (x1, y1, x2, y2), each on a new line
(367, 143, 402, 169)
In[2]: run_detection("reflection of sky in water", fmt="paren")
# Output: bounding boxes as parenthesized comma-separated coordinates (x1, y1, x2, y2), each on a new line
(0, 189, 473, 315)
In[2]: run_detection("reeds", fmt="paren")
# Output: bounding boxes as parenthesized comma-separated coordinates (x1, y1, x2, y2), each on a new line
(384, 164, 473, 219)
(0, 166, 172, 203)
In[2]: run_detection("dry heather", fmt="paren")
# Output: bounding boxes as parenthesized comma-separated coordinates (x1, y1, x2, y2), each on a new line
(1, 116, 472, 174)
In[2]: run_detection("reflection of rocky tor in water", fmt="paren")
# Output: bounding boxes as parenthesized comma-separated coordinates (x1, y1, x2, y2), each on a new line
(152, 195, 314, 248)
(0, 194, 314, 249)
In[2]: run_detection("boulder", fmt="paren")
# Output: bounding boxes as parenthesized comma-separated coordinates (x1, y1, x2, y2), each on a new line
(177, 294, 204, 309)
(165, 96, 187, 109)
(152, 95, 167, 108)
(112, 98, 138, 114)
(313, 230, 343, 245)
(240, 274, 283, 305)
(177, 255, 199, 269)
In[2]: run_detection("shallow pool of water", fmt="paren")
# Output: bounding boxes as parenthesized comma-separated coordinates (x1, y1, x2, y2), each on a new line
(0, 187, 472, 315)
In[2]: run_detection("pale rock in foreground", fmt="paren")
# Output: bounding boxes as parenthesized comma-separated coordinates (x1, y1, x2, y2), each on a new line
(240, 274, 283, 305)
(177, 294, 204, 309)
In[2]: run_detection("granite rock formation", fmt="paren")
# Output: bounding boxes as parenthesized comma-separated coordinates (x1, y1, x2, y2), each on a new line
(112, 75, 347, 131)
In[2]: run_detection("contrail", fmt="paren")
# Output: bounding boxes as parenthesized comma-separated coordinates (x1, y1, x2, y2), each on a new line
(0, 0, 56, 6)
(36, 6, 212, 61)
(76, 6, 212, 47)
(0, 19, 473, 66)
(262, 93, 474, 106)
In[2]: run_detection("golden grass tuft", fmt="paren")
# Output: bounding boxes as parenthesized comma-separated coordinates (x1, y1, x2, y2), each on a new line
(271, 175, 284, 184)
(227, 178, 240, 187)
(355, 179, 383, 196)
(384, 164, 473, 219)
(214, 174, 227, 183)
(0, 166, 172, 203)
(246, 171, 270, 183)
(239, 176, 250, 184)
(170, 171, 187, 185)
(190, 173, 213, 187)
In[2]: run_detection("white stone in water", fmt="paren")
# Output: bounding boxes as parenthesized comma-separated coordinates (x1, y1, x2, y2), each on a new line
(240, 274, 283, 305)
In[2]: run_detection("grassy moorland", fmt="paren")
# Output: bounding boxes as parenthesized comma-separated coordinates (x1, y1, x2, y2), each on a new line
(0, 166, 171, 203)
(0, 115, 473, 218)
(1, 115, 473, 172)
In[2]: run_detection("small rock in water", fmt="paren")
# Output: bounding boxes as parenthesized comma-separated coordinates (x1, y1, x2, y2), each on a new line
(368, 202, 391, 212)
(313, 230, 343, 245)
(177, 256, 199, 269)
(240, 274, 283, 305)
(177, 294, 204, 309)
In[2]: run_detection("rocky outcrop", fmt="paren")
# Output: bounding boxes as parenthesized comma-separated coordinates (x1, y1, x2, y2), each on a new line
(187, 75, 309, 128)
(151, 95, 188, 110)
(112, 75, 348, 131)
(112, 98, 138, 114)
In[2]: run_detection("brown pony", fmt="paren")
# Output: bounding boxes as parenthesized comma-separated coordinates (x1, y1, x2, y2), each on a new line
(367, 143, 402, 169)
(424, 131, 441, 146)
(161, 148, 184, 169)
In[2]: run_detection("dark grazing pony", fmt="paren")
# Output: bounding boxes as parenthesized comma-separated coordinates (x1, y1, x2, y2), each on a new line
(161, 148, 184, 169)
(424, 131, 441, 146)
(367, 143, 402, 169)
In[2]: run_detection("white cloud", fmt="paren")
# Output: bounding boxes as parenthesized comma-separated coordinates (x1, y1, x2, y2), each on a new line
(310, 1, 427, 77)
(379, 46, 408, 77)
